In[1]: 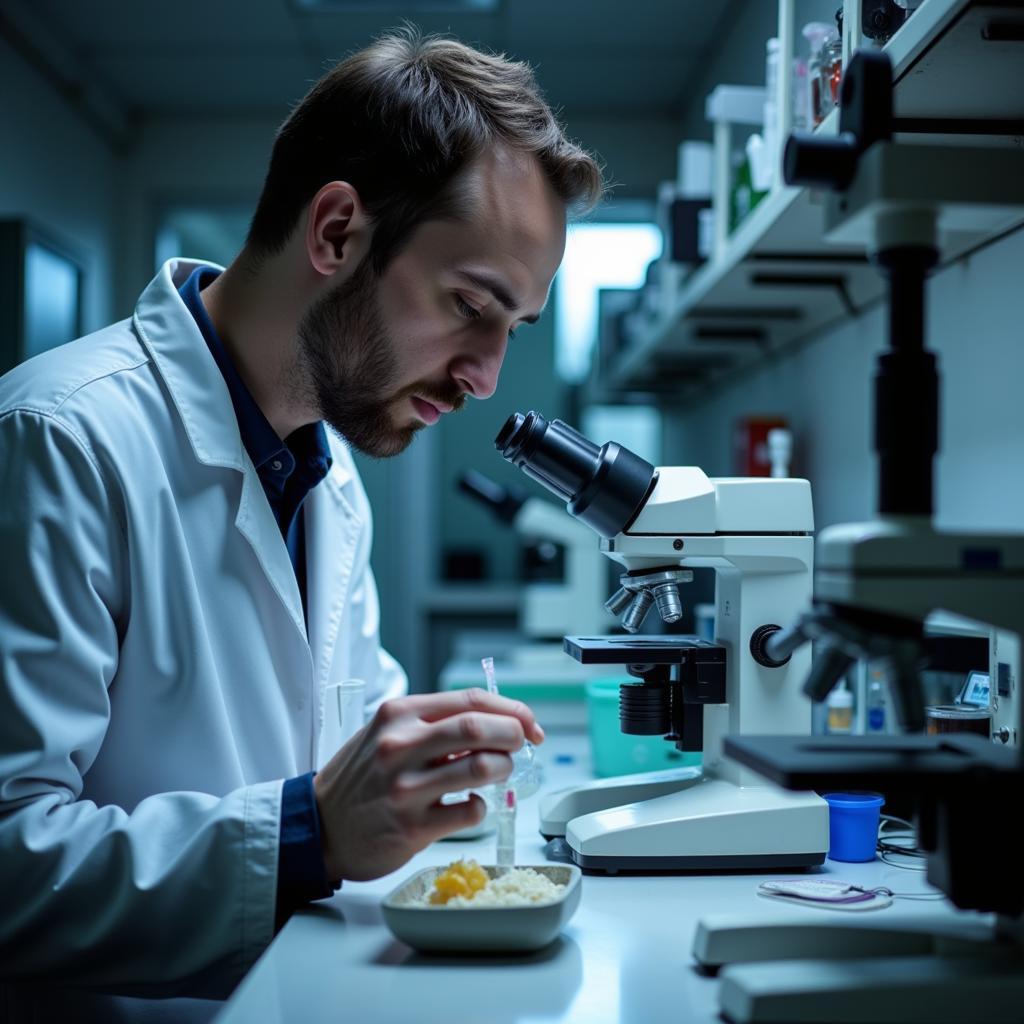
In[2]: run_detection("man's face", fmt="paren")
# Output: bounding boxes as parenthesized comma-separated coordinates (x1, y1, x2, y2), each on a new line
(296, 149, 566, 457)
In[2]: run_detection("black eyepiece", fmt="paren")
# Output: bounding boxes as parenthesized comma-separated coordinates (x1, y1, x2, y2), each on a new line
(494, 411, 656, 539)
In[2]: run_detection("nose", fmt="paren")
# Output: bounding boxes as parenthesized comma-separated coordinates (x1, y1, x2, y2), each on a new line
(449, 333, 508, 400)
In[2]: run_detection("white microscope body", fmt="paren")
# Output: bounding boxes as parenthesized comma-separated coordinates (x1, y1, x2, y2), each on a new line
(535, 462, 830, 870)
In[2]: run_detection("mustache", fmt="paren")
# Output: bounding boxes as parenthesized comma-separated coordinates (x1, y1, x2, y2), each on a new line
(399, 380, 468, 412)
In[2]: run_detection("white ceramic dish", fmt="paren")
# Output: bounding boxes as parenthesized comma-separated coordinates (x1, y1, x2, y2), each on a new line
(381, 863, 582, 954)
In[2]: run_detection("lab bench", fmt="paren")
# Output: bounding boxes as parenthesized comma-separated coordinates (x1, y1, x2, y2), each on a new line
(215, 734, 965, 1024)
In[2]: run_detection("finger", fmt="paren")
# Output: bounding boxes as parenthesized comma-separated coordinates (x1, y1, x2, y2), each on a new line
(401, 688, 545, 744)
(397, 751, 514, 809)
(421, 791, 490, 844)
(406, 711, 527, 768)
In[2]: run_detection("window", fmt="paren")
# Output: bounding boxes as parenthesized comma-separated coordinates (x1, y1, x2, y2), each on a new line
(0, 220, 83, 375)
(555, 222, 662, 383)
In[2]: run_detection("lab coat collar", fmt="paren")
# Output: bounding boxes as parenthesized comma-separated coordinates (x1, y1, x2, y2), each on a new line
(305, 434, 363, 691)
(132, 257, 351, 490)
(132, 258, 354, 645)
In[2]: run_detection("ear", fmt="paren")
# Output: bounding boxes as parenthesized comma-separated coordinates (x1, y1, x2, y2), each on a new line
(305, 181, 370, 277)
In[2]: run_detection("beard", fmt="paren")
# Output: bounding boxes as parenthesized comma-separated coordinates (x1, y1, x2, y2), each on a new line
(293, 258, 464, 458)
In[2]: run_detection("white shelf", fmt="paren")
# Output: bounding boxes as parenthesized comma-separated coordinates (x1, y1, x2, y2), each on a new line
(604, 0, 1024, 398)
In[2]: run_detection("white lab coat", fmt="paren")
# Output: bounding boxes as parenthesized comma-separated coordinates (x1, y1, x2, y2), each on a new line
(0, 258, 407, 1021)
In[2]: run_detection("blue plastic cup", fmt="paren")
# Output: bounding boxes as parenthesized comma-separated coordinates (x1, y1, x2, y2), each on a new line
(823, 792, 884, 862)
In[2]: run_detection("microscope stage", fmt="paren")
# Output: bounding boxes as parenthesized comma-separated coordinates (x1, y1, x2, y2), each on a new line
(564, 634, 724, 664)
(724, 733, 1019, 794)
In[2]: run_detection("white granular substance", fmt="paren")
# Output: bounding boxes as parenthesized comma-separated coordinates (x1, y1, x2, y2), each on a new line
(424, 868, 565, 908)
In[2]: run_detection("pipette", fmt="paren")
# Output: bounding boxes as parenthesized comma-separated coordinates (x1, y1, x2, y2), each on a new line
(481, 657, 539, 794)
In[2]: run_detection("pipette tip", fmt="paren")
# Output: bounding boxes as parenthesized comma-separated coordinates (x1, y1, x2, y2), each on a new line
(481, 656, 498, 696)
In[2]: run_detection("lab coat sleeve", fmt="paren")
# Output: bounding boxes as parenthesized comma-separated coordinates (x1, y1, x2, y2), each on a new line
(0, 410, 280, 997)
(350, 565, 408, 713)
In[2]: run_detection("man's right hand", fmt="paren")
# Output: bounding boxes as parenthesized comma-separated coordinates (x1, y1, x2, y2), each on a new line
(312, 687, 544, 882)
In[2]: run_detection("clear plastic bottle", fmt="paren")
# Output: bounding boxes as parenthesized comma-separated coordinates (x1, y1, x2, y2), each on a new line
(765, 37, 780, 96)
(791, 57, 810, 132)
(865, 669, 887, 734)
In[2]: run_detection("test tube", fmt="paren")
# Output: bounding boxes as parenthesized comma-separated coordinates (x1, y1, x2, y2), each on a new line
(317, 678, 365, 770)
(335, 679, 365, 746)
(495, 787, 516, 874)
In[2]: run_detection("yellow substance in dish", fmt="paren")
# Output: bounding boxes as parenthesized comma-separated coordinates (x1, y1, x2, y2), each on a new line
(429, 859, 489, 905)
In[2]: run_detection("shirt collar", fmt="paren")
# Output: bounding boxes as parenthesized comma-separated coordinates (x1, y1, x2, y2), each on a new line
(177, 266, 332, 480)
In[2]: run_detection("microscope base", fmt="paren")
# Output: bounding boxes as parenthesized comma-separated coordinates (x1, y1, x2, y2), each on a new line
(564, 777, 828, 872)
(538, 766, 702, 838)
(718, 952, 1024, 1023)
(694, 913, 998, 969)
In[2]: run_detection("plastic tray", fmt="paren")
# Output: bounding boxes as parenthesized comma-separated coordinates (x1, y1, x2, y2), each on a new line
(381, 864, 581, 954)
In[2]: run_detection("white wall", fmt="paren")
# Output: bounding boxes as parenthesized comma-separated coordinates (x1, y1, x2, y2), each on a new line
(663, 226, 1024, 533)
(0, 35, 121, 332)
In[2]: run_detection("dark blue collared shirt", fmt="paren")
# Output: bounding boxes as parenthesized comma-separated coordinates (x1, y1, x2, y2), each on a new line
(180, 266, 337, 927)
(180, 266, 332, 620)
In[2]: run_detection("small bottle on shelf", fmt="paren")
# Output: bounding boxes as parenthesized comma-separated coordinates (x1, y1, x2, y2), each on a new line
(819, 34, 843, 120)
(865, 669, 887, 734)
(760, 38, 780, 191)
(767, 428, 792, 478)
(826, 680, 854, 735)
(801, 22, 837, 128)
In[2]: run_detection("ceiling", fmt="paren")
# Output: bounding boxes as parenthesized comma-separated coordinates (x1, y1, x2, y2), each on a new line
(3, 0, 743, 147)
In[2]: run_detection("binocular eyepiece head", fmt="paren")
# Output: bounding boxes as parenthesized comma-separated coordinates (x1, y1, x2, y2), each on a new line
(495, 411, 656, 540)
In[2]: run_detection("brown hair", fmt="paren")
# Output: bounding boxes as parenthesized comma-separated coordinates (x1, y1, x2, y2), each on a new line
(246, 28, 604, 272)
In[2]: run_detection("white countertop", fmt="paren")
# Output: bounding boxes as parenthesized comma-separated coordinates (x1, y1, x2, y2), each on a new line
(216, 735, 970, 1024)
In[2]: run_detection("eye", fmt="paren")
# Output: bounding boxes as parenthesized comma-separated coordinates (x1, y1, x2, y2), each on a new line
(455, 293, 517, 340)
(454, 294, 480, 321)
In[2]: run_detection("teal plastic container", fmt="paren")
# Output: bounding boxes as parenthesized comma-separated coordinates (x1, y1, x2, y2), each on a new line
(585, 679, 702, 777)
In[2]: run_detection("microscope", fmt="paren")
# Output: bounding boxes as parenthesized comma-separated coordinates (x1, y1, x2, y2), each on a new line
(690, 50, 1024, 1022)
(457, 468, 612, 639)
(494, 412, 829, 871)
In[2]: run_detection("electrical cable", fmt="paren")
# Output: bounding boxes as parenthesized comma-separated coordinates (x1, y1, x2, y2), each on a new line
(878, 813, 926, 865)
(873, 815, 946, 897)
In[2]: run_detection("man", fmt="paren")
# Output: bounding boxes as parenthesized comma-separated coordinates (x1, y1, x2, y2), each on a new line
(0, 30, 602, 1022)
